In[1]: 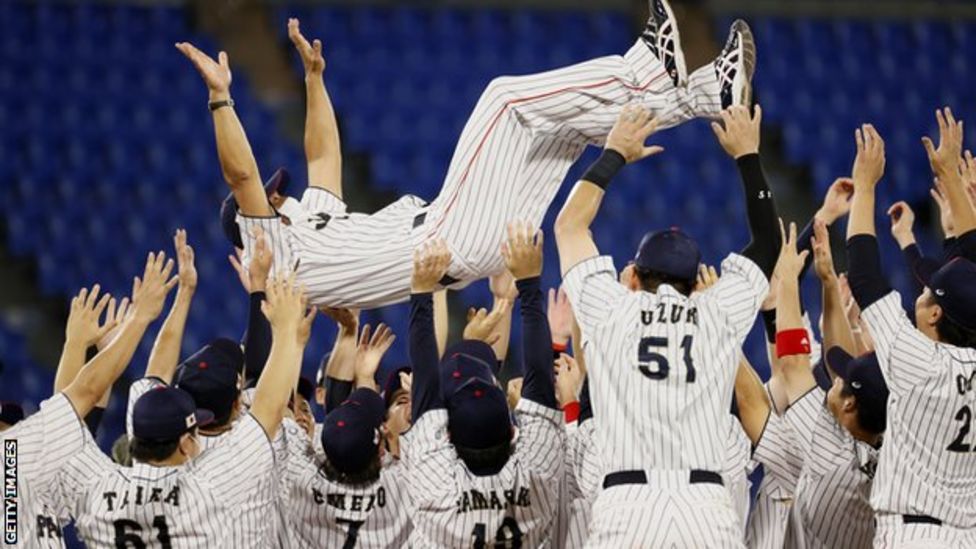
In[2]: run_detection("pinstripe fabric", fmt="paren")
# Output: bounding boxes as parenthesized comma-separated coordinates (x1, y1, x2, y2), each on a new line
(783, 388, 876, 549)
(401, 400, 564, 548)
(746, 407, 803, 549)
(126, 377, 164, 440)
(564, 254, 766, 547)
(1, 394, 86, 547)
(59, 414, 276, 548)
(861, 292, 976, 531)
(278, 418, 411, 547)
(724, 415, 753, 534)
(563, 420, 600, 549)
(239, 39, 721, 309)
(874, 514, 976, 548)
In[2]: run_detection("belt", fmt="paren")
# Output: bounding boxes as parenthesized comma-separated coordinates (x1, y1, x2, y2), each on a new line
(602, 469, 724, 489)
(412, 212, 459, 287)
(902, 514, 942, 526)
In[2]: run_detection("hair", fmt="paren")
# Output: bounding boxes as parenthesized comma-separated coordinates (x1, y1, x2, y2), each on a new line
(320, 453, 383, 486)
(454, 439, 513, 476)
(935, 314, 976, 349)
(635, 267, 694, 297)
(841, 382, 886, 436)
(129, 436, 181, 463)
(111, 434, 132, 467)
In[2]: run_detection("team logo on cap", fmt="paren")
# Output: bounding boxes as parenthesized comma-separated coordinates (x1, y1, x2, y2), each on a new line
(185, 414, 197, 429)
(935, 288, 946, 296)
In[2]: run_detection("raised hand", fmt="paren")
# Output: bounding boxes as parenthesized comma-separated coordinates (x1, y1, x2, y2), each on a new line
(174, 229, 197, 291)
(694, 264, 719, 292)
(248, 227, 274, 292)
(411, 239, 451, 294)
(500, 221, 543, 280)
(175, 42, 232, 96)
(228, 248, 251, 293)
(321, 306, 360, 334)
(922, 107, 964, 178)
(489, 270, 518, 302)
(962, 150, 976, 206)
(773, 219, 809, 281)
(96, 296, 131, 351)
(261, 272, 316, 345)
(463, 305, 507, 346)
(816, 178, 855, 224)
(547, 287, 573, 346)
(131, 252, 178, 323)
(811, 219, 835, 282)
(354, 324, 396, 389)
(852, 124, 886, 190)
(554, 353, 585, 408)
(65, 285, 116, 348)
(711, 104, 762, 159)
(605, 104, 663, 164)
(887, 201, 916, 248)
(287, 18, 325, 76)
(929, 180, 956, 237)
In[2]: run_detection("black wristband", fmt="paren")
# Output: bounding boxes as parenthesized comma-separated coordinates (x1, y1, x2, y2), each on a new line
(582, 149, 626, 189)
(761, 309, 777, 343)
(208, 98, 235, 111)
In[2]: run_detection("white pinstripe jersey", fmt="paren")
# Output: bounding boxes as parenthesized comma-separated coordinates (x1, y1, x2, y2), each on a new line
(724, 414, 753, 533)
(278, 417, 411, 548)
(862, 292, 976, 527)
(401, 400, 564, 548)
(561, 419, 599, 549)
(1, 394, 86, 548)
(747, 406, 802, 549)
(784, 387, 877, 549)
(563, 254, 767, 476)
(56, 413, 275, 548)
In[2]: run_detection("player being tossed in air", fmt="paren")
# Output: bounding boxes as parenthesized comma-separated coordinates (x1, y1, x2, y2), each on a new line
(176, 0, 756, 308)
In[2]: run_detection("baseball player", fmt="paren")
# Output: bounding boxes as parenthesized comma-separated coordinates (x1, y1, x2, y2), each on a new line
(0, 251, 176, 547)
(554, 91, 780, 546)
(845, 112, 976, 547)
(177, 4, 754, 308)
(402, 228, 565, 547)
(55, 273, 315, 548)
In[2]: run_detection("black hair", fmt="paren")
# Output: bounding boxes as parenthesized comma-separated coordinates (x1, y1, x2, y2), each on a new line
(454, 439, 513, 476)
(319, 453, 382, 486)
(635, 267, 694, 297)
(129, 437, 181, 463)
(841, 383, 886, 436)
(936, 314, 976, 349)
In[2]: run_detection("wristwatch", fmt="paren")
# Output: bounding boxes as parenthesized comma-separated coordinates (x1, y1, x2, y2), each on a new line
(208, 98, 235, 111)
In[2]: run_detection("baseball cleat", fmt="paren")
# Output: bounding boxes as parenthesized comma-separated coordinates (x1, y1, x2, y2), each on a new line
(714, 19, 756, 109)
(641, 0, 687, 88)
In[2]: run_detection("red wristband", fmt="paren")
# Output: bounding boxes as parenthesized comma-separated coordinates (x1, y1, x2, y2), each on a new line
(552, 342, 568, 353)
(775, 329, 811, 358)
(563, 401, 580, 423)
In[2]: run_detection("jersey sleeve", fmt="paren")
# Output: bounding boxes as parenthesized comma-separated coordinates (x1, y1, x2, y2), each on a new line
(860, 291, 941, 393)
(702, 253, 770, 343)
(562, 255, 628, 334)
(54, 427, 115, 517)
(781, 387, 825, 462)
(513, 399, 565, 481)
(400, 409, 456, 504)
(752, 408, 803, 489)
(2, 394, 89, 494)
(300, 187, 348, 216)
(192, 413, 276, 505)
(126, 377, 166, 439)
(569, 420, 602, 496)
(279, 417, 315, 487)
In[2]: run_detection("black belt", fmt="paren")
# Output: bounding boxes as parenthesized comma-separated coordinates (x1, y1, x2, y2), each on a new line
(602, 469, 723, 489)
(902, 514, 942, 526)
(412, 212, 459, 287)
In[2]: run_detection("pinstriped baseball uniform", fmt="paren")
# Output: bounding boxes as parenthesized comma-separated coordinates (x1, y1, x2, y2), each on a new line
(783, 387, 877, 549)
(724, 414, 753, 534)
(239, 38, 723, 309)
(562, 419, 601, 549)
(400, 399, 564, 548)
(861, 292, 976, 547)
(1, 394, 86, 547)
(746, 404, 802, 549)
(56, 413, 276, 548)
(564, 253, 767, 548)
(277, 417, 412, 547)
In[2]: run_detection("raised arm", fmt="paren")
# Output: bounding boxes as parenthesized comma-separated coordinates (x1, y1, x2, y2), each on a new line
(241, 229, 273, 385)
(845, 124, 891, 310)
(811, 219, 857, 361)
(555, 105, 662, 275)
(502, 222, 558, 409)
(320, 307, 359, 413)
(487, 271, 517, 364)
(734, 356, 771, 446)
(352, 324, 396, 392)
(712, 105, 781, 278)
(409, 240, 452, 421)
(923, 108, 975, 237)
(288, 18, 342, 197)
(774, 221, 816, 405)
(433, 289, 448, 358)
(63, 252, 177, 418)
(144, 230, 197, 383)
(55, 285, 116, 393)
(176, 42, 271, 217)
(250, 274, 317, 439)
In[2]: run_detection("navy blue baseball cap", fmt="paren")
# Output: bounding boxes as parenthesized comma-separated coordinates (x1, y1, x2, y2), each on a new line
(383, 366, 413, 410)
(132, 386, 214, 441)
(812, 359, 832, 391)
(220, 168, 290, 249)
(447, 377, 513, 449)
(826, 348, 889, 419)
(174, 339, 243, 425)
(928, 258, 976, 331)
(321, 388, 385, 474)
(0, 402, 24, 426)
(633, 228, 701, 281)
(440, 346, 498, 400)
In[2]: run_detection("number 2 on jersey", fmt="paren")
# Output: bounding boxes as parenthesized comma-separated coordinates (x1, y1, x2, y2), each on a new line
(947, 405, 975, 453)
(637, 335, 696, 382)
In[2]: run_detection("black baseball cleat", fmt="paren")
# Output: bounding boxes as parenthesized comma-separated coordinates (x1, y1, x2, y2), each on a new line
(714, 19, 756, 109)
(641, 0, 687, 88)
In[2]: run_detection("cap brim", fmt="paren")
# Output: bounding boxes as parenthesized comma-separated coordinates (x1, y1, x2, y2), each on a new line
(812, 359, 833, 391)
(825, 346, 854, 382)
(195, 409, 215, 428)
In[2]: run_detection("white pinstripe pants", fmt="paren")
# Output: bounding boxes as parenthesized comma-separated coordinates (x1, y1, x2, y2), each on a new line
(425, 38, 723, 278)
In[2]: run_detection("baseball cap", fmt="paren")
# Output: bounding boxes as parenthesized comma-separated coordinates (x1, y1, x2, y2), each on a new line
(220, 168, 290, 249)
(383, 366, 413, 410)
(174, 340, 244, 425)
(440, 345, 498, 400)
(132, 386, 214, 441)
(321, 388, 385, 474)
(0, 402, 24, 426)
(812, 359, 832, 391)
(825, 347, 889, 420)
(447, 377, 513, 449)
(927, 258, 976, 331)
(633, 228, 701, 281)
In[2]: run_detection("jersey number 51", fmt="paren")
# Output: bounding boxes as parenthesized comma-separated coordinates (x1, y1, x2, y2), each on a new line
(637, 335, 696, 383)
